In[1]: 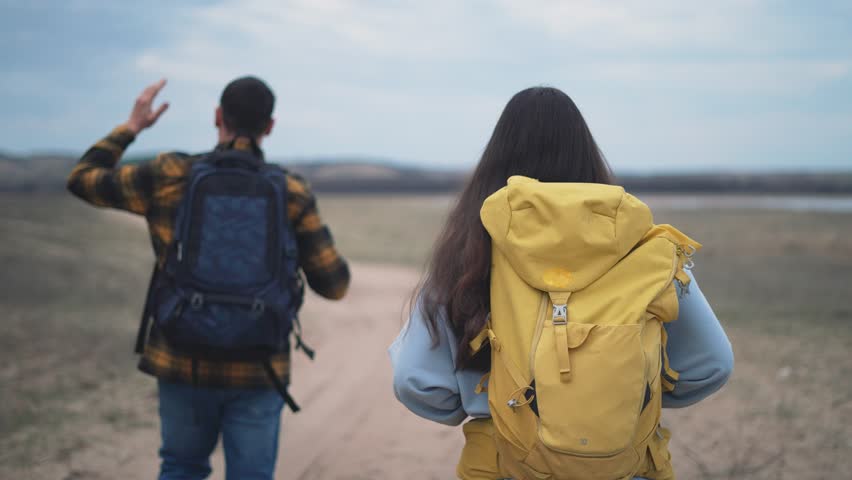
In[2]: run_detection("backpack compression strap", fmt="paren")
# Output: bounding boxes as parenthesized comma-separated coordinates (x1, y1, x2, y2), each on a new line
(469, 320, 535, 410)
(261, 359, 301, 413)
(549, 291, 574, 383)
(292, 316, 316, 360)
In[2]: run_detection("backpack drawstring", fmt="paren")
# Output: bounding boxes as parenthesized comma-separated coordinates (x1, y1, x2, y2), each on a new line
(507, 385, 536, 410)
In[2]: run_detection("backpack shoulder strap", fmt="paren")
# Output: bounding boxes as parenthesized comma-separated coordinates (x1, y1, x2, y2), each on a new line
(269, 168, 315, 359)
(135, 263, 160, 354)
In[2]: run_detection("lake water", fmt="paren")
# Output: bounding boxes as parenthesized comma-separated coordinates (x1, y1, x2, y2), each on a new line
(639, 194, 852, 213)
(367, 193, 852, 213)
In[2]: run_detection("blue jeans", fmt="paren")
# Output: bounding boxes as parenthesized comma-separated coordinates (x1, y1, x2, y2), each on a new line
(157, 379, 285, 480)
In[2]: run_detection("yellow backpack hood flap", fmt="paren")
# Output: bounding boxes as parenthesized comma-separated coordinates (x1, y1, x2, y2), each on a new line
(480, 175, 654, 293)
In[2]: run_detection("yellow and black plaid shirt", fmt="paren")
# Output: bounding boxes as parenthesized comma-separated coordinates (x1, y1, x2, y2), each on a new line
(67, 125, 350, 388)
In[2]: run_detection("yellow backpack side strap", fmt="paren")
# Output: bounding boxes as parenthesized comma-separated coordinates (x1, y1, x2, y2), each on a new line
(660, 325, 679, 392)
(641, 224, 702, 394)
(468, 326, 493, 395)
(469, 327, 490, 355)
(661, 230, 702, 393)
(474, 372, 490, 394)
(469, 321, 532, 407)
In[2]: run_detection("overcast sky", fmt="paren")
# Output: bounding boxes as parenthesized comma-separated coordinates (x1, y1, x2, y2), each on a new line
(2, 0, 851, 172)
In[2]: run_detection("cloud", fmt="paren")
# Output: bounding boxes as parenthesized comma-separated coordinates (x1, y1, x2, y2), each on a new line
(497, 0, 769, 52)
(581, 59, 851, 95)
(195, 0, 486, 60)
(120, 0, 852, 169)
(134, 0, 490, 83)
(129, 0, 517, 164)
(1, 0, 850, 170)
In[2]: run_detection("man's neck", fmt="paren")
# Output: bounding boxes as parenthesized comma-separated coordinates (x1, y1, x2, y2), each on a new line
(218, 132, 263, 147)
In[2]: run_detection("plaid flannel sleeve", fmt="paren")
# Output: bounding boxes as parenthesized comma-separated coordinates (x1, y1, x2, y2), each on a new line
(286, 176, 351, 300)
(66, 125, 156, 215)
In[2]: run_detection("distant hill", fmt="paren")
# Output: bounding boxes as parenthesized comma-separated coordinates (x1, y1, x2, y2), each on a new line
(0, 153, 467, 194)
(2, 152, 851, 194)
(0, 153, 79, 193)
(282, 160, 465, 193)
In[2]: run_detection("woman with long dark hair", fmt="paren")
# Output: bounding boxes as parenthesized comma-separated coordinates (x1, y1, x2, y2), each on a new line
(390, 87, 733, 479)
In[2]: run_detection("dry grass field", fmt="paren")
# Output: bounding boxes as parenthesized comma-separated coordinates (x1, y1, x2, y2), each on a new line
(1, 191, 850, 479)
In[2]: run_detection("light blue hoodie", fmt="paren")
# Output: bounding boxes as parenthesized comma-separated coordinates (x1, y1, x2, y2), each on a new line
(389, 270, 734, 427)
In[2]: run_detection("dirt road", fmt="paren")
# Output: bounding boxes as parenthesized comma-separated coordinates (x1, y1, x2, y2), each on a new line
(31, 261, 757, 480)
(273, 263, 463, 480)
(47, 263, 463, 480)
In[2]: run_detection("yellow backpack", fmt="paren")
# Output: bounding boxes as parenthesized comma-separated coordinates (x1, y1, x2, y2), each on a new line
(470, 176, 701, 480)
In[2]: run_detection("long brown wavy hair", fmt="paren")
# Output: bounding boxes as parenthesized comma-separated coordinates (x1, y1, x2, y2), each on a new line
(414, 86, 614, 370)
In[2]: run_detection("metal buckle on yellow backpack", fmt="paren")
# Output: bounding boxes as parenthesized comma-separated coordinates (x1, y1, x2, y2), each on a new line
(549, 297, 572, 382)
(552, 304, 567, 325)
(677, 244, 697, 270)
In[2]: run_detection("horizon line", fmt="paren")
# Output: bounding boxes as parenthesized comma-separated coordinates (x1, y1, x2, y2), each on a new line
(2, 149, 851, 176)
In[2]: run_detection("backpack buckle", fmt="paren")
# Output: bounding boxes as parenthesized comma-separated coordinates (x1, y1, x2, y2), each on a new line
(190, 293, 204, 310)
(251, 298, 266, 315)
(678, 244, 696, 270)
(552, 304, 567, 325)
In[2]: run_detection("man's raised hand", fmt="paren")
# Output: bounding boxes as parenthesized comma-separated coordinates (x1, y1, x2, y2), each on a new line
(125, 79, 170, 135)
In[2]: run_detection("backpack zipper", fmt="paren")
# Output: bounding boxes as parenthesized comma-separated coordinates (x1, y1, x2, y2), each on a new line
(528, 292, 550, 379)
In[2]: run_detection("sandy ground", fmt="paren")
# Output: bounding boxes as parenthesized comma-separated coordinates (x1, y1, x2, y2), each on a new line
(270, 263, 464, 480)
(45, 263, 464, 480)
(27, 261, 773, 480)
(6, 204, 849, 479)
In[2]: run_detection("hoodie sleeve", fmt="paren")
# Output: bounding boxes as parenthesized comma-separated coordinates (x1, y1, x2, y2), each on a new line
(389, 305, 468, 426)
(662, 270, 734, 408)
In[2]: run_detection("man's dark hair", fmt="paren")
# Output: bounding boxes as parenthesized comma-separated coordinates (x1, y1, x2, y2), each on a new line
(220, 76, 275, 137)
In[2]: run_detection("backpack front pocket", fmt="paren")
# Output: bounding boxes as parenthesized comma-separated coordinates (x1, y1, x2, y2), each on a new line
(533, 322, 646, 457)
